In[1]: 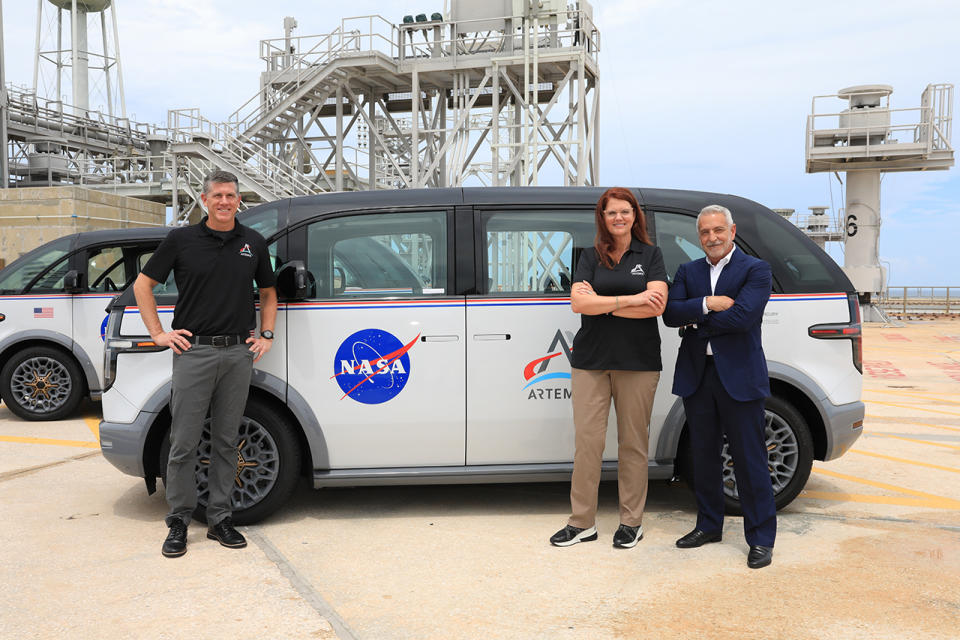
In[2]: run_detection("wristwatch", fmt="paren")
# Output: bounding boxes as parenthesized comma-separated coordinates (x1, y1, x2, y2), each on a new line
(260, 330, 275, 340)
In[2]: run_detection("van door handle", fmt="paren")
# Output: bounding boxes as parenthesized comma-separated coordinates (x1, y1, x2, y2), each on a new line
(473, 334, 511, 341)
(420, 335, 460, 342)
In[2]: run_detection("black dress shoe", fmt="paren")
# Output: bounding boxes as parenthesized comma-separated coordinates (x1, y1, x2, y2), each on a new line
(207, 517, 247, 548)
(162, 518, 187, 558)
(675, 529, 722, 548)
(747, 545, 773, 569)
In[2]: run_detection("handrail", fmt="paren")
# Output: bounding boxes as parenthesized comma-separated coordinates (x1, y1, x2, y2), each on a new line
(227, 15, 400, 134)
(806, 84, 954, 157)
(877, 286, 956, 315)
(168, 108, 314, 197)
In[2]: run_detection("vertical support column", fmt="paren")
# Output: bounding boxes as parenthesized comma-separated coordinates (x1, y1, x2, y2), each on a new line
(590, 77, 600, 185)
(512, 79, 521, 187)
(0, 0, 8, 187)
(565, 68, 574, 187)
(411, 69, 419, 188)
(100, 12, 113, 117)
(576, 57, 586, 186)
(171, 153, 179, 223)
(531, 16, 539, 186)
(438, 88, 447, 187)
(335, 84, 344, 191)
(110, 0, 126, 118)
(33, 0, 42, 95)
(368, 91, 376, 190)
(71, 1, 90, 115)
(843, 170, 884, 298)
(492, 63, 500, 187)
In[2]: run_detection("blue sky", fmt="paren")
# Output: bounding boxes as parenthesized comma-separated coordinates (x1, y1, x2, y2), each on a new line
(2, 0, 957, 285)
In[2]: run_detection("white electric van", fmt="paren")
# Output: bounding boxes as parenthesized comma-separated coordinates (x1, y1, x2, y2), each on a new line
(99, 188, 864, 524)
(0, 228, 168, 420)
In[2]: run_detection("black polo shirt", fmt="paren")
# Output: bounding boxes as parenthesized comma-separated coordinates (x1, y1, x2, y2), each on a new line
(570, 239, 667, 371)
(142, 217, 276, 336)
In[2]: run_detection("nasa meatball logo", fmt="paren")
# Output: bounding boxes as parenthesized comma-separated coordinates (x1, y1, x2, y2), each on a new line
(332, 329, 419, 404)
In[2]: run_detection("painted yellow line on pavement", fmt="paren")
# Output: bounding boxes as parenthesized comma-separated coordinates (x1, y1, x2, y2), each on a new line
(864, 389, 960, 406)
(799, 491, 960, 509)
(870, 432, 960, 451)
(867, 400, 960, 418)
(84, 417, 100, 442)
(806, 467, 960, 509)
(0, 435, 98, 449)
(849, 449, 960, 474)
(864, 415, 960, 434)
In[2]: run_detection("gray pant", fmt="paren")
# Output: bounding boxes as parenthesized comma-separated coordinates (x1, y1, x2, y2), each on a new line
(165, 343, 254, 527)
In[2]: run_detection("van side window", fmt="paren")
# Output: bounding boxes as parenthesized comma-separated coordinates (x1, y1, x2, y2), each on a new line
(481, 210, 594, 294)
(0, 236, 71, 294)
(652, 211, 706, 283)
(748, 212, 837, 291)
(306, 211, 447, 298)
(87, 246, 127, 292)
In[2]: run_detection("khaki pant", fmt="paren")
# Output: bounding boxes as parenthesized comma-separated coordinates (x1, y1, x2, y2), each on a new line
(568, 368, 660, 528)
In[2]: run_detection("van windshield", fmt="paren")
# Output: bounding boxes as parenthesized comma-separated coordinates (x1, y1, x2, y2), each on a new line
(0, 236, 72, 294)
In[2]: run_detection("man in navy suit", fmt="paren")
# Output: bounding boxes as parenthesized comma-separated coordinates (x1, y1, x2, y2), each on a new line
(663, 204, 776, 569)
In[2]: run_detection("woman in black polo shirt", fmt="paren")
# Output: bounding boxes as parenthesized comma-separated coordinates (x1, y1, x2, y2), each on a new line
(550, 187, 668, 549)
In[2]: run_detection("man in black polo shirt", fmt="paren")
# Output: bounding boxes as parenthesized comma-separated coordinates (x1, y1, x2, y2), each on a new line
(133, 170, 277, 558)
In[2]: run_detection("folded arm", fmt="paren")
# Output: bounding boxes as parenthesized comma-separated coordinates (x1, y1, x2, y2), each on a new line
(699, 261, 771, 335)
(662, 263, 707, 327)
(570, 281, 666, 317)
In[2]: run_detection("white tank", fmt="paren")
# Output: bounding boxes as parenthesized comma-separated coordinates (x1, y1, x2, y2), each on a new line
(47, 1, 112, 11)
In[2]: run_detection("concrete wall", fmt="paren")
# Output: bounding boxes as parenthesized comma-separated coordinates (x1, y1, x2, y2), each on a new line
(0, 187, 165, 267)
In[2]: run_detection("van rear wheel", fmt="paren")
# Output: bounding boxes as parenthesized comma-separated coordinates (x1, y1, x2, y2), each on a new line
(160, 397, 301, 525)
(0, 346, 84, 421)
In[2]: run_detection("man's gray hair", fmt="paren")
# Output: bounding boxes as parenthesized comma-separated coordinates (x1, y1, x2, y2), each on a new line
(202, 170, 239, 195)
(697, 204, 734, 227)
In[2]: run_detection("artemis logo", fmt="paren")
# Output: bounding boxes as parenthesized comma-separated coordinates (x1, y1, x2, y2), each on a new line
(522, 330, 574, 400)
(630, 263, 645, 276)
(331, 329, 420, 404)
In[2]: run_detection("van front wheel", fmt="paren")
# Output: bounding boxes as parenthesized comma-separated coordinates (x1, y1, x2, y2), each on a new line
(160, 397, 301, 525)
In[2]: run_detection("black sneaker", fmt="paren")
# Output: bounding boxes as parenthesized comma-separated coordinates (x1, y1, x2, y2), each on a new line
(549, 524, 598, 547)
(612, 524, 643, 549)
(162, 518, 188, 558)
(206, 517, 247, 549)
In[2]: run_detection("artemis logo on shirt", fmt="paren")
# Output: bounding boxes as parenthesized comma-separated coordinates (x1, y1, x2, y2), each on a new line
(630, 263, 645, 276)
(239, 243, 253, 257)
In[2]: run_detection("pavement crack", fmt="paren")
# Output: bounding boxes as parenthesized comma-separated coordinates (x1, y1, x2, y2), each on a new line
(0, 450, 100, 482)
(245, 527, 359, 640)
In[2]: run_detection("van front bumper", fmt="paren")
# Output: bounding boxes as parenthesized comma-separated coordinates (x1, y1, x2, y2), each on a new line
(823, 400, 865, 460)
(99, 412, 157, 478)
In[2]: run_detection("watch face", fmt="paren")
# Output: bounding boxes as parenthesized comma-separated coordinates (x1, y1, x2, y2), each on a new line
(261, 330, 274, 339)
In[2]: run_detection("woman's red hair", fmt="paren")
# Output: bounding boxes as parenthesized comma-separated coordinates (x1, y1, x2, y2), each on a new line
(594, 187, 652, 268)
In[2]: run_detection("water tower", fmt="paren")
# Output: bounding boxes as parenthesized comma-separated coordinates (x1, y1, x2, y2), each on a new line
(33, 0, 126, 117)
(806, 83, 954, 318)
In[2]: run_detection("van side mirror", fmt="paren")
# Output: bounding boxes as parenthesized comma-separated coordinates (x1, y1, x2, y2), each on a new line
(64, 270, 83, 293)
(275, 260, 310, 300)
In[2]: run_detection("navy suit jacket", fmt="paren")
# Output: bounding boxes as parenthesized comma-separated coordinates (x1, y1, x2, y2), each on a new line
(662, 249, 771, 402)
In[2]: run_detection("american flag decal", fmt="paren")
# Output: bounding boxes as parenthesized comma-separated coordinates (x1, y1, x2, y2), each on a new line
(33, 307, 54, 319)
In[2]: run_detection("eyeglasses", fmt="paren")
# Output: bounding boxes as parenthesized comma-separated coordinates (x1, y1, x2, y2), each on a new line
(603, 209, 633, 218)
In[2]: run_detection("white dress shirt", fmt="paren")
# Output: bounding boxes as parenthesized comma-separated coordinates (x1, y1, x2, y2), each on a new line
(701, 245, 736, 355)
